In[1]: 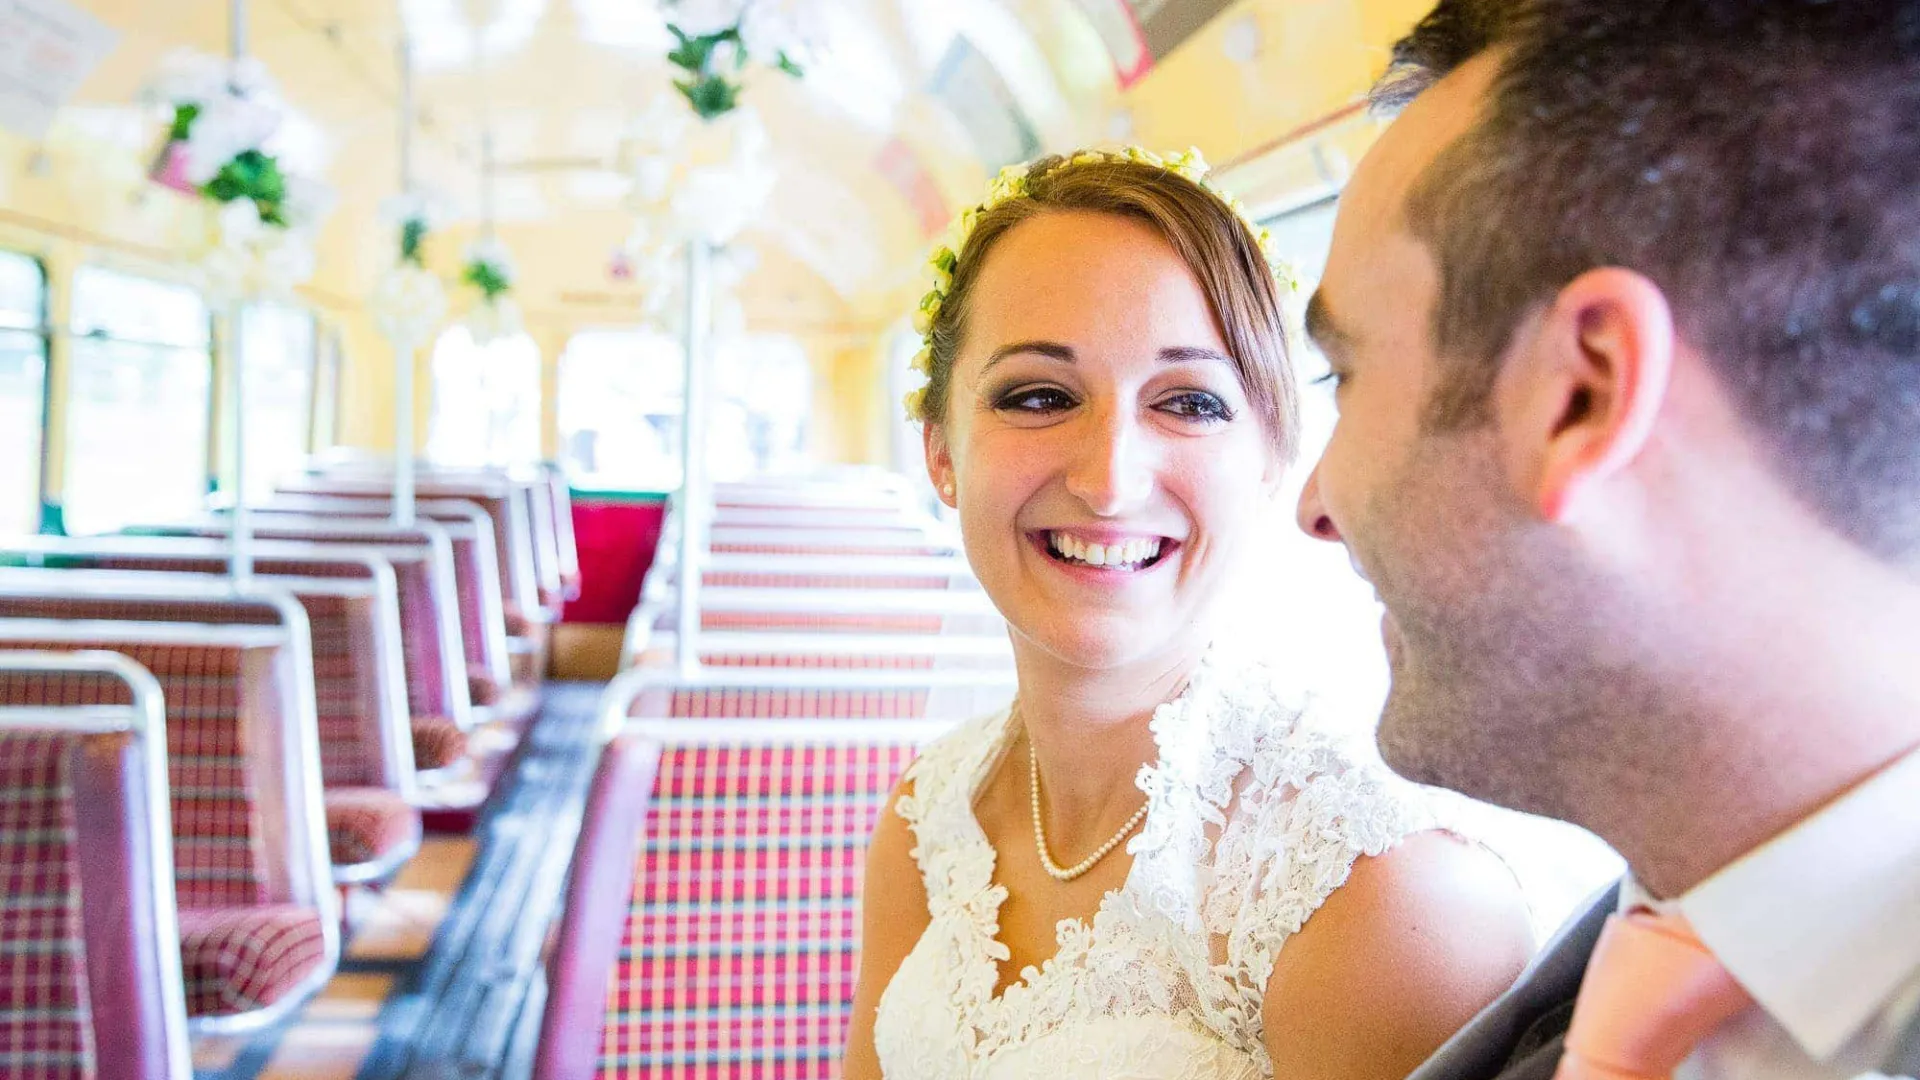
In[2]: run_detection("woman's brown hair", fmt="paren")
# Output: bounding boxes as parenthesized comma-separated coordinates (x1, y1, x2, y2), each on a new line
(918, 153, 1299, 464)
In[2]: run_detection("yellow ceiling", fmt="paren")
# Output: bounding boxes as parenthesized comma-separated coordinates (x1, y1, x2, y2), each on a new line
(12, 0, 1430, 327)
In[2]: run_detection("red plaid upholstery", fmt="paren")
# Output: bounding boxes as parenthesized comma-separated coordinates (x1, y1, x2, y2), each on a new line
(0, 641, 269, 910)
(304, 593, 381, 788)
(0, 670, 134, 708)
(712, 544, 948, 557)
(702, 654, 936, 671)
(597, 742, 917, 1079)
(701, 573, 948, 590)
(175, 905, 326, 1017)
(392, 561, 453, 720)
(699, 612, 943, 634)
(0, 733, 93, 1079)
(324, 787, 419, 868)
(636, 688, 932, 720)
(469, 666, 502, 706)
(411, 716, 469, 771)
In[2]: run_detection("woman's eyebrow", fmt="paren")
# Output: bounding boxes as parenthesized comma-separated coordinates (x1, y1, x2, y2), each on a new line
(1157, 345, 1233, 366)
(982, 340, 1076, 374)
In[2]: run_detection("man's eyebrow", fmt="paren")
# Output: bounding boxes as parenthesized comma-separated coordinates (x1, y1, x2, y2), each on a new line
(982, 341, 1076, 374)
(1304, 289, 1353, 355)
(1158, 345, 1233, 366)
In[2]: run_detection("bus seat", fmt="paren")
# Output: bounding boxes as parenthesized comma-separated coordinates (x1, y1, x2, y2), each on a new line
(0, 650, 194, 1080)
(0, 570, 423, 886)
(0, 615, 339, 1031)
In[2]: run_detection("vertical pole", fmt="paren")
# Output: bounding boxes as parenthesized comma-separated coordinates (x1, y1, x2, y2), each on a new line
(393, 34, 417, 528)
(227, 0, 251, 586)
(676, 240, 711, 678)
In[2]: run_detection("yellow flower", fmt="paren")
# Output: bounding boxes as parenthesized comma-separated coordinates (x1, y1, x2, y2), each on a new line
(903, 386, 929, 420)
(1070, 151, 1104, 166)
(909, 346, 932, 374)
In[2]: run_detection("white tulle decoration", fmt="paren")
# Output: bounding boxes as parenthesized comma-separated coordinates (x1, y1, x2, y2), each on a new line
(370, 265, 448, 347)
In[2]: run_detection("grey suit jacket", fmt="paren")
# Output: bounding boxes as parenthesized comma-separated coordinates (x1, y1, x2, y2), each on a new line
(1405, 880, 1920, 1080)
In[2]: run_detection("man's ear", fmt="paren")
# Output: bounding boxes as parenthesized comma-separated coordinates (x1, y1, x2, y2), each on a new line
(1499, 267, 1676, 521)
(924, 421, 957, 508)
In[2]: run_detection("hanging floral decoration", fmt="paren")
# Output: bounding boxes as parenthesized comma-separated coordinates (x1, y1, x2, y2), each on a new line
(662, 0, 816, 121)
(369, 192, 449, 347)
(461, 237, 524, 346)
(143, 49, 332, 301)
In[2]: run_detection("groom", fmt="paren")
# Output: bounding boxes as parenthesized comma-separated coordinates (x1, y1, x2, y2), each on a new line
(1295, 1, 1920, 1078)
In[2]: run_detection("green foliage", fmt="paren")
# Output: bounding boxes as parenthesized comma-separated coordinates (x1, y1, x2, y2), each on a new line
(462, 259, 512, 300)
(202, 149, 290, 225)
(168, 103, 199, 142)
(776, 51, 805, 79)
(674, 74, 742, 121)
(400, 217, 428, 266)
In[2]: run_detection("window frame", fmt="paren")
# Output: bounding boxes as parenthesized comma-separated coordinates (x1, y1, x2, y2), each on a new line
(0, 249, 52, 535)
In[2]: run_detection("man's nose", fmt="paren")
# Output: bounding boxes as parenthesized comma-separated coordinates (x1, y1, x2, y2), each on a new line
(1295, 462, 1343, 542)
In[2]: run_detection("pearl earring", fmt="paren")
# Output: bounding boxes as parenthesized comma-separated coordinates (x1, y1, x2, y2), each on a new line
(941, 482, 955, 499)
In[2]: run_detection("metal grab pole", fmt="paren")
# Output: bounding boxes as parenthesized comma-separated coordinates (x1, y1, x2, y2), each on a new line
(226, 0, 251, 587)
(226, 304, 251, 586)
(393, 35, 417, 528)
(676, 240, 712, 678)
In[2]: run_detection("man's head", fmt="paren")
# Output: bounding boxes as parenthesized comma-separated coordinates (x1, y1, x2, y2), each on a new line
(1297, 0, 1920, 830)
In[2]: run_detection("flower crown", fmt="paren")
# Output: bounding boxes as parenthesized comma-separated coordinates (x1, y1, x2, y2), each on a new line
(903, 146, 1302, 421)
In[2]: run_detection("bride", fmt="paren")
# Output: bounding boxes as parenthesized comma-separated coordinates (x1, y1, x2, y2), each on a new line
(842, 149, 1534, 1079)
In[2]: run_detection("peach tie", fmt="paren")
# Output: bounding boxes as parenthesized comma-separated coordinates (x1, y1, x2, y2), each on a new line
(1554, 910, 1756, 1080)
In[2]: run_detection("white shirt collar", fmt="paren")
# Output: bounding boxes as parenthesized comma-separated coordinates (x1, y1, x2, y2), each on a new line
(1622, 746, 1920, 1062)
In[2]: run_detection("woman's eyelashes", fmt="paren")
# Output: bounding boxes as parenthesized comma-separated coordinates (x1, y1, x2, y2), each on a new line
(1156, 390, 1234, 423)
(991, 384, 1077, 414)
(985, 378, 1239, 424)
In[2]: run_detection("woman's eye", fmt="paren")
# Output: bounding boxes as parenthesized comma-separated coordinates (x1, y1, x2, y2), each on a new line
(994, 386, 1076, 414)
(1159, 391, 1235, 422)
(1312, 370, 1346, 391)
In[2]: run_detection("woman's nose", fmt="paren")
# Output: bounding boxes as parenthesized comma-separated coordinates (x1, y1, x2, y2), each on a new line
(1064, 411, 1153, 516)
(1295, 463, 1343, 542)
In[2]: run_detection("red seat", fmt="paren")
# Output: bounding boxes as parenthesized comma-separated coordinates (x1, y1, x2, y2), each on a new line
(0, 651, 193, 1079)
(411, 715, 470, 771)
(324, 787, 420, 869)
(175, 906, 329, 1018)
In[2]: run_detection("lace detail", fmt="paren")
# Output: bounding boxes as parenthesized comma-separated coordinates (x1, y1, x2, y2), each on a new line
(873, 655, 1439, 1078)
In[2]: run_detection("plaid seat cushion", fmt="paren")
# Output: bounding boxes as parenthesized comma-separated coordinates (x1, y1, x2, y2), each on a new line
(597, 742, 916, 1079)
(0, 733, 93, 1080)
(712, 543, 948, 557)
(411, 716, 469, 770)
(176, 905, 327, 1018)
(468, 666, 502, 707)
(324, 787, 419, 870)
(705, 654, 938, 671)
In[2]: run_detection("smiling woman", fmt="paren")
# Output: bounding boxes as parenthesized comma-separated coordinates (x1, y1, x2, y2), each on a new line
(843, 149, 1535, 1080)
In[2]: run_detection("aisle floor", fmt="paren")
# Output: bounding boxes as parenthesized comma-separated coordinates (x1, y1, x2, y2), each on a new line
(194, 682, 609, 1080)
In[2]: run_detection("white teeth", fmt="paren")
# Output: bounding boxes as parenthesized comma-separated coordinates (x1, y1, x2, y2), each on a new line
(1046, 533, 1164, 570)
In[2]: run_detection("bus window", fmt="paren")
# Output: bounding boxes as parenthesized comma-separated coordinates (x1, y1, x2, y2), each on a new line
(557, 327, 685, 492)
(557, 328, 814, 492)
(63, 267, 212, 536)
(426, 325, 542, 468)
(238, 302, 318, 500)
(0, 252, 46, 537)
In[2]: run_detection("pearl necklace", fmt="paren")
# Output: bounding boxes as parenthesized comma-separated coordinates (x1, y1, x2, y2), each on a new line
(1028, 741, 1151, 883)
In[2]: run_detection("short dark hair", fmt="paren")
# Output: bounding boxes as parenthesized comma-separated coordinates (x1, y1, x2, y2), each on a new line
(1376, 0, 1920, 562)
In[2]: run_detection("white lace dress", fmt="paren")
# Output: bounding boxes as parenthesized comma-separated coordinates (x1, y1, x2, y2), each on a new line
(872, 656, 1440, 1079)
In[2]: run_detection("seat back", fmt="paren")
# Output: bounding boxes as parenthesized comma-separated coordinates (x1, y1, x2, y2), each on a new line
(0, 542, 413, 793)
(245, 498, 513, 690)
(132, 522, 473, 728)
(538, 709, 959, 1080)
(279, 473, 545, 628)
(0, 650, 193, 1080)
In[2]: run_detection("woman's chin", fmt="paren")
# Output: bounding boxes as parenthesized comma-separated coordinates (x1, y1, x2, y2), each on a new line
(1010, 612, 1194, 674)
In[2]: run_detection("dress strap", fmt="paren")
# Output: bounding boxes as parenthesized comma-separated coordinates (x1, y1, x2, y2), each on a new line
(893, 706, 1016, 909)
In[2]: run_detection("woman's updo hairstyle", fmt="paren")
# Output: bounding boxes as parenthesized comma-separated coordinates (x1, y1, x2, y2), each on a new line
(909, 150, 1301, 464)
